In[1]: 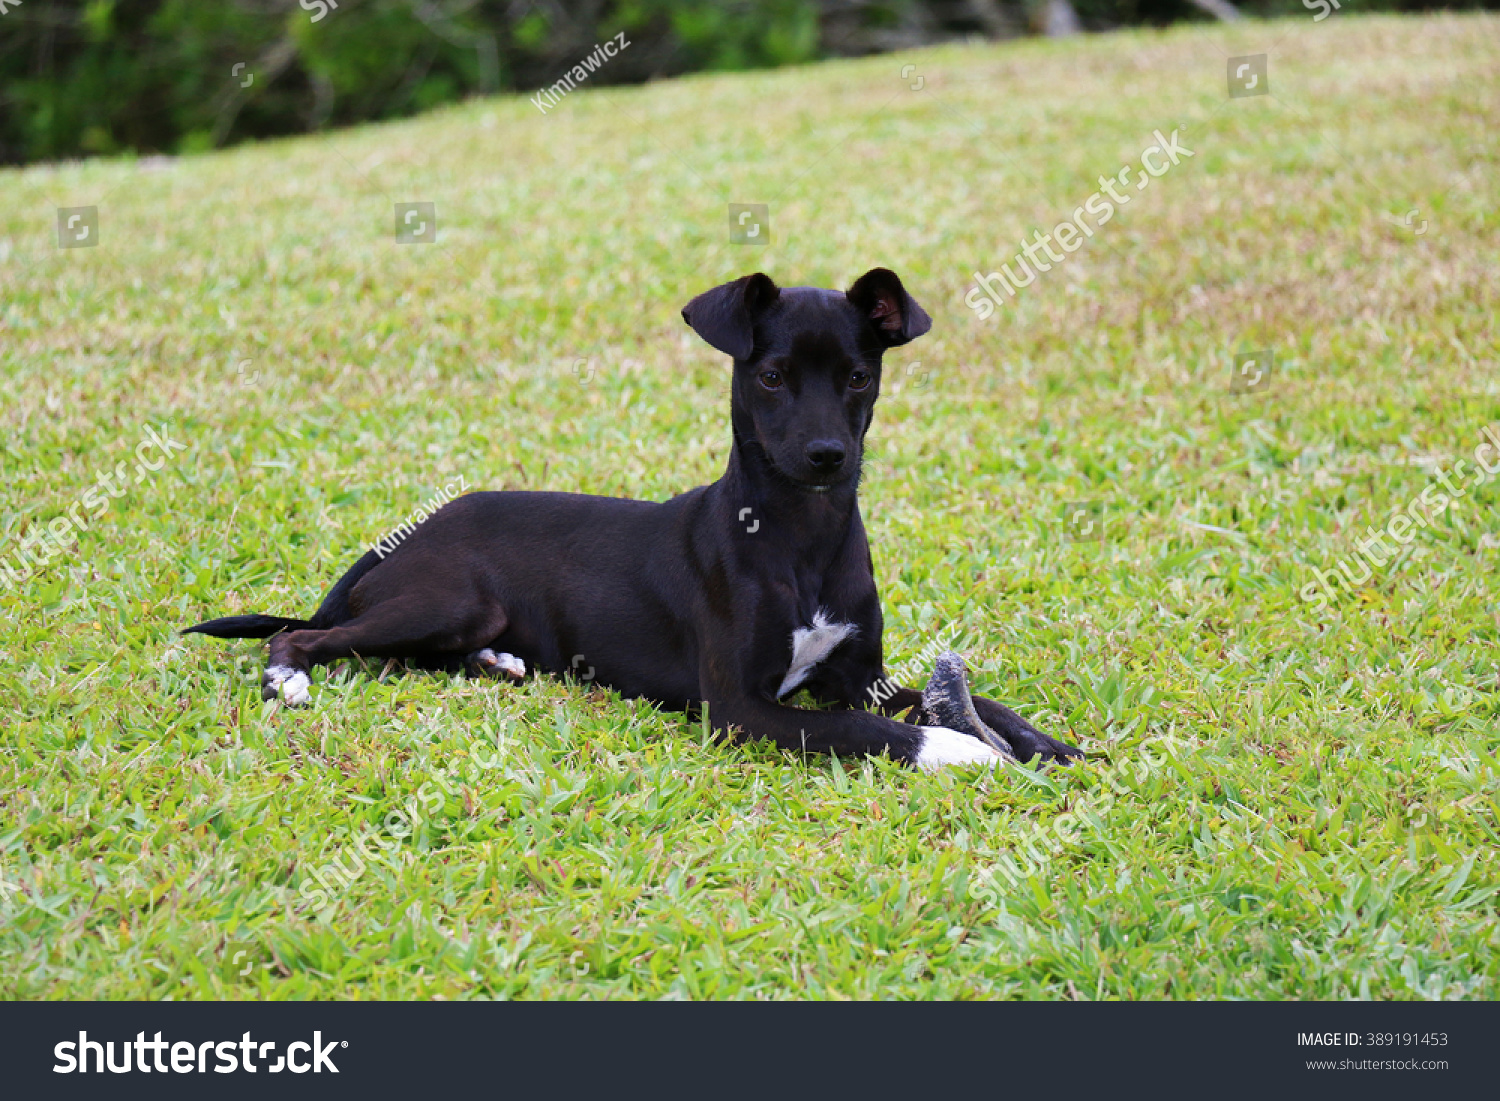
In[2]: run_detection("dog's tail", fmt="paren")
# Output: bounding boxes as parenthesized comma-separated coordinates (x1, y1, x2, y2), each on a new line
(182, 614, 310, 639)
(184, 549, 385, 641)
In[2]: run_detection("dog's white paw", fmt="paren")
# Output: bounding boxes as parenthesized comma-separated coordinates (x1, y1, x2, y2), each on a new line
(469, 648, 526, 679)
(492, 652, 525, 678)
(263, 664, 311, 706)
(913, 726, 1005, 772)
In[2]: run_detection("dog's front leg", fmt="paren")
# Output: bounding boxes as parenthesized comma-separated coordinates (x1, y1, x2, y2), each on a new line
(698, 659, 1003, 772)
(970, 695, 1082, 763)
(872, 685, 1081, 764)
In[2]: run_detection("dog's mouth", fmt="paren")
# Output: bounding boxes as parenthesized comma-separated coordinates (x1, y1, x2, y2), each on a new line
(750, 439, 858, 493)
(764, 463, 843, 494)
(782, 470, 854, 494)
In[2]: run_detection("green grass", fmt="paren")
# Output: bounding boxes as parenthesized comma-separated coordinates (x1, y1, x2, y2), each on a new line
(1, 14, 1497, 999)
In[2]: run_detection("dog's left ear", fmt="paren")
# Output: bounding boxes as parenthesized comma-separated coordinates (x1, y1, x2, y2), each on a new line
(846, 267, 932, 347)
(681, 272, 781, 361)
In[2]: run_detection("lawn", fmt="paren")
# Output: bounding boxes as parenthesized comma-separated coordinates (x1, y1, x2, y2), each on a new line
(1, 14, 1496, 999)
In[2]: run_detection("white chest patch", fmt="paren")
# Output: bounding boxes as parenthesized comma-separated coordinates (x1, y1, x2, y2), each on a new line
(775, 611, 857, 699)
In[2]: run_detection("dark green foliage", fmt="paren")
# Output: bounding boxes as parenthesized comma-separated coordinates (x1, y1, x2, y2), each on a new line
(0, 0, 1494, 162)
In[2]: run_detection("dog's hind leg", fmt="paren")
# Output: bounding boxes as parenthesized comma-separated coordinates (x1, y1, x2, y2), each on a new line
(465, 648, 526, 681)
(262, 596, 509, 704)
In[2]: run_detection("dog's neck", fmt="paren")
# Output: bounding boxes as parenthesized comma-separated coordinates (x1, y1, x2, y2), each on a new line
(719, 428, 860, 560)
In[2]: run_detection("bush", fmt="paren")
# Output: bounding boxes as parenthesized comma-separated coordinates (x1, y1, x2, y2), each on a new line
(1, 0, 1492, 164)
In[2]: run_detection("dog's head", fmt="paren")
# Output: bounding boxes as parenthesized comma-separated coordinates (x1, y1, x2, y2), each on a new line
(681, 268, 931, 491)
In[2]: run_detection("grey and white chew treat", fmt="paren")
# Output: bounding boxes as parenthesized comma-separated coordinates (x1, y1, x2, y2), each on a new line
(921, 652, 1016, 760)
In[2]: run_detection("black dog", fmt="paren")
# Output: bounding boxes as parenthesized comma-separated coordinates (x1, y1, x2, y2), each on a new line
(186, 268, 1080, 771)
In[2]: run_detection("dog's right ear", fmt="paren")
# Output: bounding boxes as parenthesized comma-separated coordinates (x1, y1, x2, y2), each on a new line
(681, 273, 780, 361)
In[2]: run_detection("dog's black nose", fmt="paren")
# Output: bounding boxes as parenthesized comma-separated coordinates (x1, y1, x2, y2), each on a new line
(805, 440, 846, 471)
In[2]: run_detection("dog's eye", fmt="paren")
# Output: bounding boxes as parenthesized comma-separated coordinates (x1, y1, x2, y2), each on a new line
(848, 369, 872, 391)
(759, 370, 783, 390)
